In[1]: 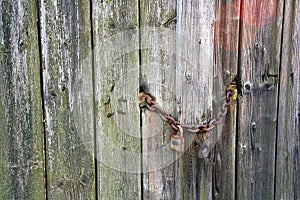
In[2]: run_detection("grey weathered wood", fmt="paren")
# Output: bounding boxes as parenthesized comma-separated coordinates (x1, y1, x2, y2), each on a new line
(0, 0, 45, 199)
(176, 0, 214, 199)
(212, 1, 239, 199)
(275, 0, 300, 199)
(1, 1, 300, 199)
(236, 0, 284, 199)
(92, 0, 141, 199)
(139, 1, 177, 199)
(39, 0, 96, 199)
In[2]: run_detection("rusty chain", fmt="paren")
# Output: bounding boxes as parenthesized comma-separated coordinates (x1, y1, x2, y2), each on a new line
(139, 84, 237, 137)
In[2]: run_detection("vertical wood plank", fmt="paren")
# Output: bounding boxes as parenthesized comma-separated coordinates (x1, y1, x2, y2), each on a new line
(275, 0, 300, 199)
(0, 0, 45, 199)
(212, 0, 240, 199)
(39, 0, 96, 199)
(139, 1, 177, 199)
(236, 0, 284, 199)
(92, 0, 141, 199)
(176, 0, 214, 199)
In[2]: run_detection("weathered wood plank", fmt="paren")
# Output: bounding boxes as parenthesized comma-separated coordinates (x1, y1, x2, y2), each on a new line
(139, 1, 177, 199)
(275, 0, 300, 199)
(212, 0, 240, 199)
(39, 0, 96, 199)
(92, 0, 141, 199)
(176, 0, 214, 199)
(0, 0, 45, 199)
(236, 0, 284, 199)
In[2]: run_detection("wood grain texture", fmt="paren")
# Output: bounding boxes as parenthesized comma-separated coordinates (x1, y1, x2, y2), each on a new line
(236, 0, 284, 199)
(92, 0, 141, 199)
(39, 0, 96, 199)
(212, 0, 239, 199)
(139, 1, 177, 199)
(1, 0, 299, 199)
(176, 0, 214, 199)
(0, 0, 45, 199)
(275, 0, 300, 199)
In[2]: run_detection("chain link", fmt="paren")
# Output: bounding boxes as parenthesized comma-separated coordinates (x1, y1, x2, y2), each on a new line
(139, 84, 237, 137)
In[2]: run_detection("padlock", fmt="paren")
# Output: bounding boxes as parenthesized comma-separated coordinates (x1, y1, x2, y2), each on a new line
(170, 125, 185, 152)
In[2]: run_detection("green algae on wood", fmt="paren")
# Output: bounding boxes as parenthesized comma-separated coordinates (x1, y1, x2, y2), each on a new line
(38, 0, 96, 199)
(0, 0, 45, 199)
